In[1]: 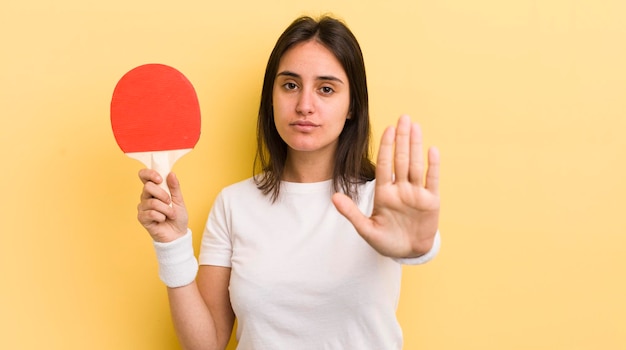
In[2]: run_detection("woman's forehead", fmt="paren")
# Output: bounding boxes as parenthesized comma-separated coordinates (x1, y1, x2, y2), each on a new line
(277, 40, 347, 79)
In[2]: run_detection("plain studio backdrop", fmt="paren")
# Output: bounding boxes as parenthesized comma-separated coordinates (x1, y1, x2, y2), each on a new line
(1, 0, 624, 349)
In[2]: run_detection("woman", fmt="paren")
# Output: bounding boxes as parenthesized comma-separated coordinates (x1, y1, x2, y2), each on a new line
(137, 15, 441, 349)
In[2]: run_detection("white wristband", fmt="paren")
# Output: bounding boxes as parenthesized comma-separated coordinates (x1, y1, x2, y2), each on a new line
(152, 229, 199, 288)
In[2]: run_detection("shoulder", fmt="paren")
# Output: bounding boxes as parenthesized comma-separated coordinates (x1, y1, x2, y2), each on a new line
(220, 176, 258, 195)
(358, 178, 376, 199)
(354, 179, 377, 215)
(360, 178, 376, 192)
(209, 177, 264, 219)
(216, 176, 270, 207)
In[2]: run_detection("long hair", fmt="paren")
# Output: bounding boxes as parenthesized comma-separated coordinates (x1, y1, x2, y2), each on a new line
(254, 15, 375, 201)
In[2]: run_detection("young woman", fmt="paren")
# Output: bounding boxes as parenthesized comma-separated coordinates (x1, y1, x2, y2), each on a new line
(137, 15, 441, 349)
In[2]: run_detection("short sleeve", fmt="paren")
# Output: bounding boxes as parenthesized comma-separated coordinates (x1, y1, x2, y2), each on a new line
(198, 191, 233, 267)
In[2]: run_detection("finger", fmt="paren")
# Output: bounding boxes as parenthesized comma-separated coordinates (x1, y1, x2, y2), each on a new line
(393, 115, 412, 183)
(408, 122, 424, 185)
(167, 172, 186, 207)
(425, 146, 440, 195)
(138, 168, 171, 203)
(137, 198, 174, 225)
(331, 192, 371, 232)
(376, 126, 396, 185)
(138, 168, 162, 185)
(137, 207, 166, 226)
(137, 196, 173, 213)
(140, 180, 169, 203)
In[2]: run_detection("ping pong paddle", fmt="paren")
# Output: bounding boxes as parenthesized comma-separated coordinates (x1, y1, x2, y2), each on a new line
(111, 63, 201, 199)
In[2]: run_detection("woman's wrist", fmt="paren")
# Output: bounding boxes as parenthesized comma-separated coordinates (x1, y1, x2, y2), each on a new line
(152, 228, 198, 288)
(394, 230, 441, 265)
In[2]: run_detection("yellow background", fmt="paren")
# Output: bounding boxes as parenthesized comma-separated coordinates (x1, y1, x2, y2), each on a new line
(1, 0, 624, 349)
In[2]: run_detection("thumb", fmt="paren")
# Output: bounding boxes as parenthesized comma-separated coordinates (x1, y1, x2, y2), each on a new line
(167, 172, 186, 207)
(332, 192, 370, 233)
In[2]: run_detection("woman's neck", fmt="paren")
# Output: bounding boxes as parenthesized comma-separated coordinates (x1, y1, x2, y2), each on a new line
(282, 149, 335, 183)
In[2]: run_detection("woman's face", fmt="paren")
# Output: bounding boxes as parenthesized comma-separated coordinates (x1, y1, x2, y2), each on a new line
(272, 40, 350, 158)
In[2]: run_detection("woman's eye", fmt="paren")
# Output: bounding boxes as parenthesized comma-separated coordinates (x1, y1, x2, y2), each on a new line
(284, 82, 298, 90)
(320, 86, 334, 94)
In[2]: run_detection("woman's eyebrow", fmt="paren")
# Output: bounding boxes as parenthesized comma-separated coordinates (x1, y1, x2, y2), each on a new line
(318, 75, 345, 84)
(276, 70, 345, 84)
(276, 70, 300, 79)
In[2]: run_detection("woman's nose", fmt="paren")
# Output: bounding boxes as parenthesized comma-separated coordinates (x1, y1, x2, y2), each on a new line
(296, 89, 315, 115)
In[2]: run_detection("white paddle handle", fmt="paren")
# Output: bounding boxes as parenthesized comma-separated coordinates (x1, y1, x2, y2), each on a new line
(151, 151, 173, 197)
(126, 149, 192, 202)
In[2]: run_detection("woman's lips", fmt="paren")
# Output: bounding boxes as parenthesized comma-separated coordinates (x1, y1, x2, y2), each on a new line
(290, 120, 319, 132)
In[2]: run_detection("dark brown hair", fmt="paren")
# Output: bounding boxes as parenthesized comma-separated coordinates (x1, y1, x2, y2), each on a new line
(254, 15, 375, 201)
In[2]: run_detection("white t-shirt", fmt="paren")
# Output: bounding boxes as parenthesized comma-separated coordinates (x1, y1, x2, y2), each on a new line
(199, 178, 440, 350)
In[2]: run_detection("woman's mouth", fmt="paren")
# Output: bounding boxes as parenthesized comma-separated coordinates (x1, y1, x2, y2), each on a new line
(290, 120, 319, 132)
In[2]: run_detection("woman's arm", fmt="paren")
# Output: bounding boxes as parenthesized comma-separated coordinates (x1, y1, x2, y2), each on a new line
(168, 267, 235, 350)
(137, 170, 235, 349)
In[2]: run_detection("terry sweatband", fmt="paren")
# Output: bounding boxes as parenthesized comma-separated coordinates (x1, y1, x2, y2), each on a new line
(152, 228, 199, 288)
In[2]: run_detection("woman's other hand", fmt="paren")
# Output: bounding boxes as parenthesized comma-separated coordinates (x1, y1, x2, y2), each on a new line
(332, 115, 440, 258)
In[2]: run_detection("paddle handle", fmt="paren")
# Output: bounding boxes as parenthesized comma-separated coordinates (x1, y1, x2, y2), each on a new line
(126, 149, 192, 202)
(152, 152, 173, 198)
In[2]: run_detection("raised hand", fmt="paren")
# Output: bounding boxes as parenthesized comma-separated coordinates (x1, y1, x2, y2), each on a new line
(332, 115, 440, 258)
(136, 170, 189, 243)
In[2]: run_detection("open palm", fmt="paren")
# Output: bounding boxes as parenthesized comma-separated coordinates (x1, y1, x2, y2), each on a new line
(332, 115, 440, 258)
